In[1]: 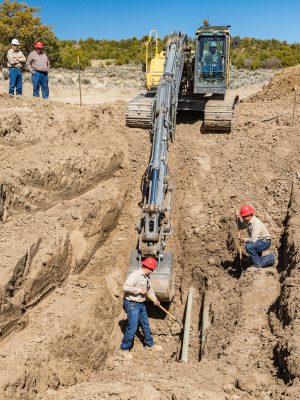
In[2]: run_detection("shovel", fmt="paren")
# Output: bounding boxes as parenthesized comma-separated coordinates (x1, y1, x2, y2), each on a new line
(147, 295, 183, 328)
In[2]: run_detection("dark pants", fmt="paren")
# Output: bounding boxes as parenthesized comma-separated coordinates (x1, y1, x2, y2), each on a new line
(120, 299, 154, 350)
(32, 71, 49, 99)
(245, 239, 275, 268)
(9, 68, 22, 95)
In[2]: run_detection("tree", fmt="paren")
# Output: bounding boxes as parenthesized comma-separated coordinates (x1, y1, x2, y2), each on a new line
(60, 47, 90, 69)
(0, 0, 60, 67)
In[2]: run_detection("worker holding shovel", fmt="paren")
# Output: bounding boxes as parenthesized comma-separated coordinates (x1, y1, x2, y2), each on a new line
(236, 204, 277, 271)
(120, 257, 161, 354)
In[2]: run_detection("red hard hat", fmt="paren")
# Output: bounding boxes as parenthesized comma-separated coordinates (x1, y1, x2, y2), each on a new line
(142, 257, 157, 270)
(34, 41, 44, 49)
(240, 204, 255, 217)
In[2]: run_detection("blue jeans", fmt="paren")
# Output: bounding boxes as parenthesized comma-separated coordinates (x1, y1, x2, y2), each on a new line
(121, 299, 154, 350)
(202, 64, 222, 79)
(245, 240, 275, 268)
(32, 71, 49, 99)
(9, 68, 22, 95)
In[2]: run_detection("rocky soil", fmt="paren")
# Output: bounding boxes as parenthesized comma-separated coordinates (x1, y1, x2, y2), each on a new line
(0, 65, 300, 400)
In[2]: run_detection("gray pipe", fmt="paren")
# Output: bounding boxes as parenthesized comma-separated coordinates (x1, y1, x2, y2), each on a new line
(180, 287, 194, 363)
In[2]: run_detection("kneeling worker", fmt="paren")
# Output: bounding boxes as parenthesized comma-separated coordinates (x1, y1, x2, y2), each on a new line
(120, 257, 160, 352)
(237, 204, 276, 269)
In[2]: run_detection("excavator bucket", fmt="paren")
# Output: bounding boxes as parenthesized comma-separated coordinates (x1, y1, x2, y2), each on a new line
(128, 250, 175, 302)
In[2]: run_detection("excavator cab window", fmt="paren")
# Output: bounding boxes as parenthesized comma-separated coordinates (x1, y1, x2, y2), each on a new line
(197, 36, 226, 83)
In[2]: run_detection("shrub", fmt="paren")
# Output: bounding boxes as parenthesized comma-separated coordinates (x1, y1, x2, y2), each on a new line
(263, 58, 281, 68)
(243, 58, 253, 69)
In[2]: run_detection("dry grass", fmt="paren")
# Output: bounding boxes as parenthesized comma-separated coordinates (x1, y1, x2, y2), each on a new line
(49, 64, 145, 89)
(0, 64, 277, 97)
(229, 66, 277, 89)
(48, 65, 276, 91)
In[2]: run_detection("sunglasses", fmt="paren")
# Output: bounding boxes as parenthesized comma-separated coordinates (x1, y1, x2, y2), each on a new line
(242, 215, 251, 219)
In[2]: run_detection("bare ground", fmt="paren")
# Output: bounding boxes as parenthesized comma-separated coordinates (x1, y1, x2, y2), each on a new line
(0, 65, 300, 400)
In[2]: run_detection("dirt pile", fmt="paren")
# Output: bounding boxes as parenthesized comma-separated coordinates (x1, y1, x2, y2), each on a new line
(0, 65, 300, 400)
(260, 65, 300, 100)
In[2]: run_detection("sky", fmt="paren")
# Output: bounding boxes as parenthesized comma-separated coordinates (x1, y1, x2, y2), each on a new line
(25, 0, 300, 43)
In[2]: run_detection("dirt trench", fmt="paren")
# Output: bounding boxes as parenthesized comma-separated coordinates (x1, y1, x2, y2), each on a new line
(0, 66, 300, 400)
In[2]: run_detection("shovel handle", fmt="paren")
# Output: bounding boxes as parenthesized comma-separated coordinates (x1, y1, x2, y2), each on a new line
(147, 295, 183, 327)
(236, 216, 243, 270)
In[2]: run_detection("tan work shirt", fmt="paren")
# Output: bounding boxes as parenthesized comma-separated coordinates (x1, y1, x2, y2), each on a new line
(26, 50, 50, 73)
(124, 268, 157, 303)
(7, 48, 26, 68)
(239, 215, 271, 243)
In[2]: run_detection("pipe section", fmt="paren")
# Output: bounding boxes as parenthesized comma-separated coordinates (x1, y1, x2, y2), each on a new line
(180, 287, 194, 363)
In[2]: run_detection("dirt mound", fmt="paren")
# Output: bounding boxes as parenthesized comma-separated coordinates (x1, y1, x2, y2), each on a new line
(0, 65, 300, 400)
(259, 65, 300, 101)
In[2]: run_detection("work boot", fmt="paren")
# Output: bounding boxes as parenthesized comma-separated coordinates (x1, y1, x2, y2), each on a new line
(247, 266, 261, 272)
(118, 349, 133, 360)
(145, 344, 163, 352)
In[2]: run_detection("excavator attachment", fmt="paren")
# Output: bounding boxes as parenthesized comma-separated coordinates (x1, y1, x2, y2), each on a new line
(129, 250, 175, 302)
(125, 33, 188, 303)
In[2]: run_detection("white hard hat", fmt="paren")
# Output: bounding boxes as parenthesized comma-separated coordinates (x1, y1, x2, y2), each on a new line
(11, 39, 19, 45)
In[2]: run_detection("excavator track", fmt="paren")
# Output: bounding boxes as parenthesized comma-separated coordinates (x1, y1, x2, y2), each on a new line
(125, 93, 155, 129)
(204, 93, 239, 132)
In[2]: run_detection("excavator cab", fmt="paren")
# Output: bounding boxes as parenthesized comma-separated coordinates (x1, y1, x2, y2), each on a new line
(194, 25, 231, 94)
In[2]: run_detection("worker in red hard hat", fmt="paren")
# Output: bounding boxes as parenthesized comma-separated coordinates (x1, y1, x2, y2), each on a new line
(120, 257, 161, 354)
(26, 41, 50, 99)
(236, 204, 276, 270)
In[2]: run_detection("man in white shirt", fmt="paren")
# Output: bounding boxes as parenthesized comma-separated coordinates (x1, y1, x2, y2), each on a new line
(237, 204, 276, 269)
(7, 39, 26, 96)
(120, 257, 160, 353)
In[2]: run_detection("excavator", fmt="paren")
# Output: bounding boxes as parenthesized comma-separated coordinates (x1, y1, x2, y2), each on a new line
(127, 22, 239, 301)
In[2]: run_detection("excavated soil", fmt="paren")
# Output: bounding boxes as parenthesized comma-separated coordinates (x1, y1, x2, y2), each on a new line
(0, 65, 300, 400)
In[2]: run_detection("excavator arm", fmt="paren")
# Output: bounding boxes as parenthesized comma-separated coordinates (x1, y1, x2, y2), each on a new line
(128, 32, 189, 301)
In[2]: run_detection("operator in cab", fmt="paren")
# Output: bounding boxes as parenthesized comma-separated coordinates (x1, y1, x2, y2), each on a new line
(202, 41, 222, 78)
